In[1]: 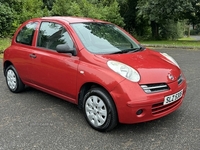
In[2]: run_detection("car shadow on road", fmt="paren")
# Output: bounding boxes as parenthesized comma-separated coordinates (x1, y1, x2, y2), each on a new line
(14, 86, 184, 135)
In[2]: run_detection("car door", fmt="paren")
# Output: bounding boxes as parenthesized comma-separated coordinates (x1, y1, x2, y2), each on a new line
(13, 21, 38, 82)
(29, 21, 79, 102)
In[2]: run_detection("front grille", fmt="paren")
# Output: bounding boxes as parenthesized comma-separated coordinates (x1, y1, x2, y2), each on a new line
(177, 74, 183, 85)
(152, 99, 181, 115)
(140, 83, 169, 94)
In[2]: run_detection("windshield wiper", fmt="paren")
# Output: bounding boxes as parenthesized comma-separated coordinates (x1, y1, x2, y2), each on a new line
(111, 46, 145, 54)
(124, 47, 145, 53)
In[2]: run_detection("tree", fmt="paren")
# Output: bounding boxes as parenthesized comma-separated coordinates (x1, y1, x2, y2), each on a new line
(51, 0, 71, 16)
(118, 0, 150, 39)
(137, 0, 194, 39)
(20, 0, 46, 22)
(184, 0, 200, 36)
(118, 0, 137, 33)
(0, 0, 50, 36)
(51, 0, 124, 26)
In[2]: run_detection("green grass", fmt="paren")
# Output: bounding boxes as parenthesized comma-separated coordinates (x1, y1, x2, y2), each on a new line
(0, 38, 11, 53)
(0, 38, 11, 59)
(141, 37, 200, 48)
(141, 40, 200, 47)
(178, 37, 195, 41)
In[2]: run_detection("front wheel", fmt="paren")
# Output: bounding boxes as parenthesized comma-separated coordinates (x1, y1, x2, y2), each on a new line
(83, 87, 118, 132)
(5, 65, 25, 93)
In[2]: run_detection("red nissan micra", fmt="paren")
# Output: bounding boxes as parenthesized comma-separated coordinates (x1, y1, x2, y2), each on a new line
(3, 16, 187, 132)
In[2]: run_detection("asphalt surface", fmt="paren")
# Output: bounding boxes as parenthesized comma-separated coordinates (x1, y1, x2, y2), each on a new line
(190, 35, 200, 41)
(0, 48, 200, 150)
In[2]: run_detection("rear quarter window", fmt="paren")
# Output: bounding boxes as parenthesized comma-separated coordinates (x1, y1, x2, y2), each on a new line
(16, 22, 38, 45)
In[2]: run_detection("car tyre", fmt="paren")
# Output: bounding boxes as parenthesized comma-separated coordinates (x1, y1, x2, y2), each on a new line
(5, 65, 25, 93)
(83, 87, 118, 132)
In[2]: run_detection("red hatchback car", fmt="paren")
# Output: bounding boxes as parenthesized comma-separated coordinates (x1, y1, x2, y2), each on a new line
(3, 16, 187, 132)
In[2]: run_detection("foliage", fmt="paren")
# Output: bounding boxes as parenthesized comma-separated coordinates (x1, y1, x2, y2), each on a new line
(0, 0, 23, 35)
(51, 0, 71, 16)
(1, 0, 200, 40)
(137, 0, 194, 22)
(160, 20, 185, 40)
(184, 0, 200, 26)
(42, 0, 55, 10)
(0, 2, 14, 37)
(189, 25, 200, 35)
(137, 0, 194, 39)
(19, 0, 47, 23)
(119, 0, 138, 32)
(1, 0, 50, 36)
(51, 0, 124, 26)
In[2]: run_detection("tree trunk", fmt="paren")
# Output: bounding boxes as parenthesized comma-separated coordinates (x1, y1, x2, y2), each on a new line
(187, 25, 190, 37)
(151, 21, 159, 39)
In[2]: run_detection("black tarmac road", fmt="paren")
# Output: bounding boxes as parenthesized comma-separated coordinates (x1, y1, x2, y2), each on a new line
(0, 48, 200, 150)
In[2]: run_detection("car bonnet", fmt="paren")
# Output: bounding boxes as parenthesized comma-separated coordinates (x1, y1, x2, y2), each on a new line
(96, 48, 181, 84)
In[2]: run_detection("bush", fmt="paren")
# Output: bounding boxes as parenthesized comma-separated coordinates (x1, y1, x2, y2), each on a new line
(189, 29, 199, 35)
(188, 24, 200, 35)
(159, 20, 185, 40)
(0, 3, 14, 38)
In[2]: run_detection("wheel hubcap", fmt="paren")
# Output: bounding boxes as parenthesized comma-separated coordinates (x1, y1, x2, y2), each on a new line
(7, 69, 17, 90)
(85, 95, 107, 127)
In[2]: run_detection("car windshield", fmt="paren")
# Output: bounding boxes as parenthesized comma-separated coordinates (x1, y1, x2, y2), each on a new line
(71, 22, 141, 54)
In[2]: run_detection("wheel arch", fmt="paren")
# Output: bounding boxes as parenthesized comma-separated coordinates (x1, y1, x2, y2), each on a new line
(77, 82, 117, 111)
(3, 61, 13, 76)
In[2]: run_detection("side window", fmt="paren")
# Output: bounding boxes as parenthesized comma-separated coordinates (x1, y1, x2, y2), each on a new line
(16, 22, 38, 45)
(37, 22, 74, 50)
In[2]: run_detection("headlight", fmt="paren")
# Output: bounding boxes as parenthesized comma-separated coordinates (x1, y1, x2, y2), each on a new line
(161, 53, 180, 68)
(107, 60, 140, 82)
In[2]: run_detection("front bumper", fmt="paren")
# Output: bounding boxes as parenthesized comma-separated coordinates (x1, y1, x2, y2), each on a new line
(110, 76, 187, 124)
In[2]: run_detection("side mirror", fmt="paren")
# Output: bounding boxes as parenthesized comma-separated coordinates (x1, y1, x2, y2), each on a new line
(56, 44, 77, 56)
(139, 44, 146, 50)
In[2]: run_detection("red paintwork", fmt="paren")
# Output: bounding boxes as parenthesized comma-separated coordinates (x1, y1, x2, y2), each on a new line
(3, 17, 187, 124)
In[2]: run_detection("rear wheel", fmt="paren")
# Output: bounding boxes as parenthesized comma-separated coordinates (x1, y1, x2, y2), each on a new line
(5, 65, 25, 93)
(83, 87, 118, 132)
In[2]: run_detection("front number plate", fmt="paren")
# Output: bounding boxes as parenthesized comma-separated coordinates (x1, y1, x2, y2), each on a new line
(163, 89, 183, 105)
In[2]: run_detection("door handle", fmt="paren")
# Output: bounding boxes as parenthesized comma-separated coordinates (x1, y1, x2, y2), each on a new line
(29, 54, 37, 58)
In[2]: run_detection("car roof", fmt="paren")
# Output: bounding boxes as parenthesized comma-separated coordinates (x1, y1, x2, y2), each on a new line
(40, 16, 108, 24)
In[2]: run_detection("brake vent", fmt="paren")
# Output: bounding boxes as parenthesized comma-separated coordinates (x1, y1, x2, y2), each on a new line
(140, 83, 169, 94)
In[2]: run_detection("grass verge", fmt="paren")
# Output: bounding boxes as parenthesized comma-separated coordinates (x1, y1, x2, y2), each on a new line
(0, 38, 11, 59)
(141, 40, 200, 47)
(140, 37, 200, 49)
(0, 38, 11, 53)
